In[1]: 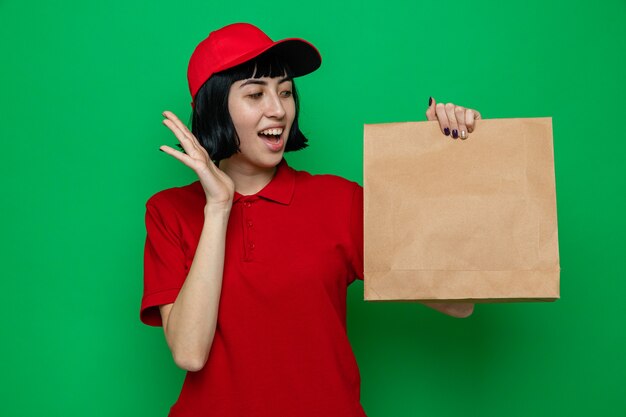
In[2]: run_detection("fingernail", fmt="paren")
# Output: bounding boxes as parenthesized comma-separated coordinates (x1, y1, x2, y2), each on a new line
(452, 129, 458, 139)
(444, 127, 450, 136)
(460, 130, 467, 140)
(429, 97, 433, 106)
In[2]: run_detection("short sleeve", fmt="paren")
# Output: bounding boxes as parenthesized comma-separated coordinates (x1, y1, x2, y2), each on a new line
(140, 200, 187, 326)
(349, 184, 364, 281)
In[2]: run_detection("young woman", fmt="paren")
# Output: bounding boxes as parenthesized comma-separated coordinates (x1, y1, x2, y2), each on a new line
(141, 22, 480, 417)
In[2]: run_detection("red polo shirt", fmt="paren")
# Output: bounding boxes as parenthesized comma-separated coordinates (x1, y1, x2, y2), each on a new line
(141, 159, 366, 417)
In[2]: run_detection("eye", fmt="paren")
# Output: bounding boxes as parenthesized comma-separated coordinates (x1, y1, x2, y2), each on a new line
(248, 92, 263, 99)
(280, 90, 293, 98)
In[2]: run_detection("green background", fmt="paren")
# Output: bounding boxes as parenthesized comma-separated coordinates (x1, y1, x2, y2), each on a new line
(1, 0, 625, 416)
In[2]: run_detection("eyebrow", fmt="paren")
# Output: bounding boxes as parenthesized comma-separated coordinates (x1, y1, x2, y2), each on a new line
(239, 76, 292, 88)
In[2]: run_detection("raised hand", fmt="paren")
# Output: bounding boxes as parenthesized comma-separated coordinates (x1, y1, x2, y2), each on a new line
(425, 97, 482, 140)
(160, 111, 235, 210)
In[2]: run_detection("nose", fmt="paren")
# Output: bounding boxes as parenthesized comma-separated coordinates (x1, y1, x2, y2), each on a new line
(264, 92, 286, 119)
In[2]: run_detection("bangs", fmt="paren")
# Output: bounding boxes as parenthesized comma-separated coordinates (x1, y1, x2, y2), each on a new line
(225, 52, 293, 81)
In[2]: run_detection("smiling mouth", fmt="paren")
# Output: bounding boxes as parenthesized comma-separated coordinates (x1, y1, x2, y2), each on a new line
(257, 128, 285, 152)
(258, 127, 284, 141)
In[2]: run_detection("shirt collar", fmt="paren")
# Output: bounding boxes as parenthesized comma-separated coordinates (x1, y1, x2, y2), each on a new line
(233, 158, 295, 205)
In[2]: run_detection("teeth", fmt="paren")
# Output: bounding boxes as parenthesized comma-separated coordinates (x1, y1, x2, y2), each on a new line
(260, 128, 283, 136)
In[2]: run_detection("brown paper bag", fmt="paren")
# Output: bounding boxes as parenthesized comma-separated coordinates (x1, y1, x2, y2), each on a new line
(363, 118, 560, 302)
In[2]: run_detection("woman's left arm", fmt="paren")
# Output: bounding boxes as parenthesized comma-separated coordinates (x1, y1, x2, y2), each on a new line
(422, 302, 474, 318)
(420, 96, 482, 317)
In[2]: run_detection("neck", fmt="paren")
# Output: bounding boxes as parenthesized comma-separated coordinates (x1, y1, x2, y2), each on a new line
(218, 158, 278, 196)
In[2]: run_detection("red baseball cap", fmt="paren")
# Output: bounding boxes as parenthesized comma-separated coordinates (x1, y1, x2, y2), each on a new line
(187, 23, 322, 107)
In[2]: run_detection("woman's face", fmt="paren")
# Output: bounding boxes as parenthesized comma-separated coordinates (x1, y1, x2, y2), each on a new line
(226, 75, 295, 171)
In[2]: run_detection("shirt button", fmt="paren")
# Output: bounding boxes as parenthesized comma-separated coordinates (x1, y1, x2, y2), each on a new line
(247, 220, 253, 228)
(249, 242, 255, 250)
(244, 202, 251, 208)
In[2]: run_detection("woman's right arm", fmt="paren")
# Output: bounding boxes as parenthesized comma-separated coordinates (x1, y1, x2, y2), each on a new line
(157, 111, 235, 372)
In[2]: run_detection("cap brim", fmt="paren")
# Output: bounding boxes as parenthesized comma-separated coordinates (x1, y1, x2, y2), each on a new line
(262, 38, 322, 77)
(213, 38, 321, 78)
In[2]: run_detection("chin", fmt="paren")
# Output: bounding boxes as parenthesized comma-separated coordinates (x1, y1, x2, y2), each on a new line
(231, 150, 284, 170)
(258, 151, 285, 168)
